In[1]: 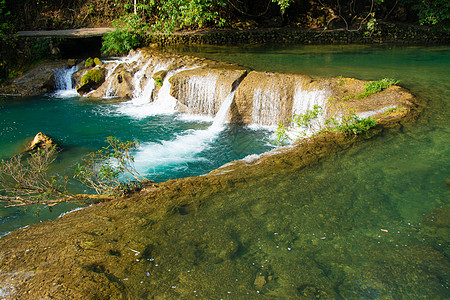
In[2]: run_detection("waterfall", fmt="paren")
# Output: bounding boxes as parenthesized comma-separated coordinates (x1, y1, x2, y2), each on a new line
(54, 66, 78, 97)
(103, 51, 144, 98)
(131, 59, 153, 100)
(252, 87, 282, 126)
(180, 74, 219, 116)
(290, 85, 328, 136)
(133, 89, 236, 176)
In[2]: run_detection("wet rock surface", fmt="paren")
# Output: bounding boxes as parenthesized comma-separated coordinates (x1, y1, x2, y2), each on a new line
(0, 61, 68, 96)
(27, 132, 58, 151)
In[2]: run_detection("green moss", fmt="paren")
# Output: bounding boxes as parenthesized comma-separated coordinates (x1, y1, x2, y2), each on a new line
(85, 57, 94, 68)
(80, 68, 105, 85)
(94, 58, 103, 66)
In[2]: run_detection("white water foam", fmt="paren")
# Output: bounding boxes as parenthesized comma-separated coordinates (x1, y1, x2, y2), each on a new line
(181, 74, 219, 116)
(134, 90, 236, 176)
(117, 63, 198, 119)
(53, 66, 79, 97)
(288, 85, 328, 139)
(252, 87, 282, 126)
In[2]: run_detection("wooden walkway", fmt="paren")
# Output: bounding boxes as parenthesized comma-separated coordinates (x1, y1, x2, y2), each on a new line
(17, 28, 114, 38)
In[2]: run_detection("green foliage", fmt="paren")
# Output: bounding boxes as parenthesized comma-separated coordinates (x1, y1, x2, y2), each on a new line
(400, 0, 450, 26)
(357, 78, 399, 98)
(272, 0, 291, 15)
(274, 105, 323, 145)
(274, 106, 378, 146)
(154, 77, 163, 86)
(74, 137, 150, 196)
(275, 124, 289, 146)
(85, 57, 95, 67)
(292, 105, 323, 130)
(151, 0, 227, 32)
(0, 146, 70, 207)
(326, 112, 377, 135)
(102, 14, 148, 55)
(80, 68, 105, 85)
(364, 13, 379, 37)
(102, 27, 141, 55)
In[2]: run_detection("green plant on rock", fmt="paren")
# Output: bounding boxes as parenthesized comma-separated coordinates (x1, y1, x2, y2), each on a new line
(357, 78, 399, 98)
(80, 68, 105, 86)
(74, 137, 151, 197)
(325, 110, 377, 135)
(275, 123, 289, 146)
(85, 57, 95, 68)
(291, 104, 323, 130)
(154, 77, 163, 86)
(275, 105, 323, 146)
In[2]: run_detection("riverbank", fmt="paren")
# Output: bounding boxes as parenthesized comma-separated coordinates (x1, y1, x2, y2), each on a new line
(147, 23, 450, 46)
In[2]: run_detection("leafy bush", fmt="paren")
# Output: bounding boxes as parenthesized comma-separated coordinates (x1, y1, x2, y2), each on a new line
(275, 124, 289, 146)
(274, 106, 377, 145)
(0, 146, 70, 207)
(326, 113, 377, 135)
(102, 14, 148, 55)
(400, 0, 450, 26)
(74, 137, 150, 196)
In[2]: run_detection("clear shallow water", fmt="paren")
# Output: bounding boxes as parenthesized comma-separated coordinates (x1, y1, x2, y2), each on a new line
(0, 94, 273, 236)
(132, 44, 448, 297)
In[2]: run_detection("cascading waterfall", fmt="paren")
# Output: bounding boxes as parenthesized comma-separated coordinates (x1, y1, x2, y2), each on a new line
(54, 66, 78, 97)
(252, 87, 282, 126)
(103, 51, 144, 98)
(133, 89, 236, 177)
(289, 85, 328, 137)
(180, 74, 219, 116)
(115, 61, 173, 118)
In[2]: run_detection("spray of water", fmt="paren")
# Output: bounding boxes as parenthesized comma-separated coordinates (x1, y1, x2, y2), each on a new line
(53, 66, 79, 97)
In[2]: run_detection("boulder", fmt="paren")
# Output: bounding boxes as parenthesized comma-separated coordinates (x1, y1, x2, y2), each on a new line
(76, 67, 106, 95)
(89, 66, 134, 99)
(27, 132, 58, 151)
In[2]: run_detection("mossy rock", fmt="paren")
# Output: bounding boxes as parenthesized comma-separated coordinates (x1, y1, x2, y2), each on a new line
(85, 57, 95, 68)
(85, 57, 103, 68)
(94, 57, 103, 66)
(152, 70, 167, 86)
(76, 67, 106, 95)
